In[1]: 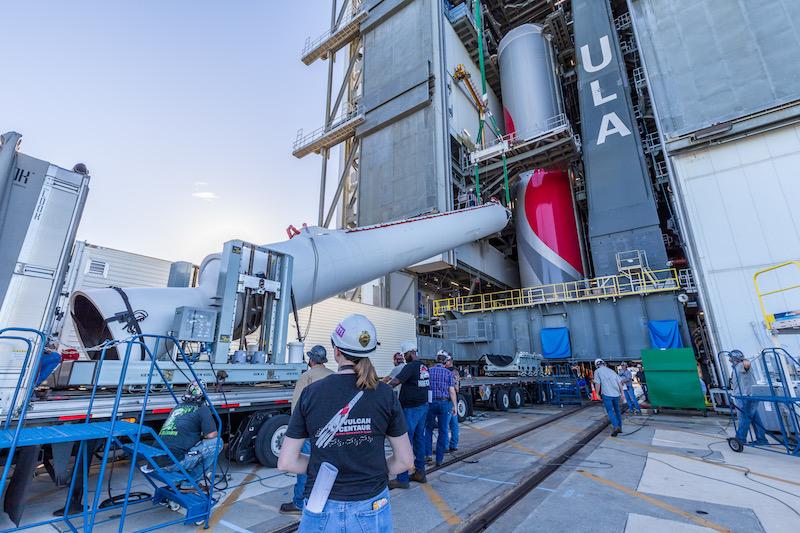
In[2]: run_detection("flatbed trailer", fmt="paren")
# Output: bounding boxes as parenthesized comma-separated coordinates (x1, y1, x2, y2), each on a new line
(455, 374, 587, 420)
(8, 383, 297, 472)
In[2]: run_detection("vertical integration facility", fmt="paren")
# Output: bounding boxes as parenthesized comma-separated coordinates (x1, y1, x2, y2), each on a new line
(293, 0, 800, 388)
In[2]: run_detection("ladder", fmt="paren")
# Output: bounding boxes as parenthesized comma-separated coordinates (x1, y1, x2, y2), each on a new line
(0, 328, 221, 531)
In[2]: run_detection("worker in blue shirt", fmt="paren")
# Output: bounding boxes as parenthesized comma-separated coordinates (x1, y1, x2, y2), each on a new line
(424, 351, 457, 467)
(729, 350, 768, 446)
(618, 362, 642, 415)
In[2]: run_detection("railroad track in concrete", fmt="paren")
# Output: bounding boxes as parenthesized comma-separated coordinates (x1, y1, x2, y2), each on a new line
(266, 401, 604, 533)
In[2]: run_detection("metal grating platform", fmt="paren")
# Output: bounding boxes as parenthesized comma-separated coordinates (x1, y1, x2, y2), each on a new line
(0, 421, 140, 448)
(445, 3, 502, 97)
(292, 106, 365, 158)
(300, 7, 367, 65)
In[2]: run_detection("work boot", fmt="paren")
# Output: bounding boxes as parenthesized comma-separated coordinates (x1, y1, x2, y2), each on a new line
(425, 455, 433, 464)
(410, 470, 427, 484)
(448, 447, 458, 452)
(388, 479, 410, 489)
(279, 502, 302, 515)
(611, 427, 620, 437)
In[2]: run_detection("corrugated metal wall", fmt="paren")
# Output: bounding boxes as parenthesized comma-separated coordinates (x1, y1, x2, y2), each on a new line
(630, 0, 800, 138)
(288, 297, 416, 377)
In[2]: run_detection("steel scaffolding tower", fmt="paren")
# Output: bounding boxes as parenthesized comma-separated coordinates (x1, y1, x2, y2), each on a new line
(294, 0, 364, 229)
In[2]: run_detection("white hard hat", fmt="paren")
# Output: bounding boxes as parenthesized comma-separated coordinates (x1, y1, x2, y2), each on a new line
(331, 314, 378, 357)
(594, 358, 605, 368)
(437, 349, 451, 360)
(400, 341, 417, 355)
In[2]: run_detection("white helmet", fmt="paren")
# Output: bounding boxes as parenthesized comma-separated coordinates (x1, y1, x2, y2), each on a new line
(594, 358, 605, 368)
(437, 349, 451, 361)
(331, 314, 378, 357)
(400, 340, 417, 355)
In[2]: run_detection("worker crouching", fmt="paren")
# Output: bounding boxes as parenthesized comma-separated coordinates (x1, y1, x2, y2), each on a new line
(278, 314, 413, 532)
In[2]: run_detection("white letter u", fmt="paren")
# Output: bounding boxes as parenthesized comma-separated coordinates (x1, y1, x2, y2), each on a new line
(580, 35, 612, 73)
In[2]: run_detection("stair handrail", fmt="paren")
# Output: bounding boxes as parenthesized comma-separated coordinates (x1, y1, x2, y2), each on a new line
(0, 327, 45, 498)
(113, 334, 222, 530)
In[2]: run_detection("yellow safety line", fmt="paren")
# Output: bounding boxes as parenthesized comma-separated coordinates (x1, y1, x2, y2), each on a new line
(198, 464, 261, 531)
(420, 482, 462, 525)
(578, 470, 733, 533)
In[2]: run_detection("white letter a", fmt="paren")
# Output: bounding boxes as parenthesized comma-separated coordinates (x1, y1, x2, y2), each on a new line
(597, 112, 631, 145)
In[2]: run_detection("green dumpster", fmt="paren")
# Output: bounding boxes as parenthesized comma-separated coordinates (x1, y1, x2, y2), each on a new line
(640, 348, 706, 411)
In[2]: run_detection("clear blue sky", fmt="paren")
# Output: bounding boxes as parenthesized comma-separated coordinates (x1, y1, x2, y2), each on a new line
(2, 1, 336, 263)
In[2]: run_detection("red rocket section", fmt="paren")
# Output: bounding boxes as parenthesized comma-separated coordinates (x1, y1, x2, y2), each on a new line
(524, 169, 584, 275)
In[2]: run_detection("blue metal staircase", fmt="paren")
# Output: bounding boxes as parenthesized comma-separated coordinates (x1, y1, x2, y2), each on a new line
(0, 328, 221, 532)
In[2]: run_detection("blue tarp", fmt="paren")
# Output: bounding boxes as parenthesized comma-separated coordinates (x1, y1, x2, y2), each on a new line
(541, 327, 571, 359)
(648, 320, 683, 349)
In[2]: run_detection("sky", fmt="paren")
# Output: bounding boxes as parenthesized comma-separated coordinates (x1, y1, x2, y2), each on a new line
(2, 1, 337, 263)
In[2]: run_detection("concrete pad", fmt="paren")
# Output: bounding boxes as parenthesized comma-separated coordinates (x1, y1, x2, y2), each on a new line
(636, 450, 800, 533)
(652, 428, 719, 451)
(625, 513, 717, 532)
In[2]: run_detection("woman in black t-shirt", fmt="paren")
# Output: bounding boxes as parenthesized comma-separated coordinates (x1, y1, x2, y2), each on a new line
(278, 314, 413, 532)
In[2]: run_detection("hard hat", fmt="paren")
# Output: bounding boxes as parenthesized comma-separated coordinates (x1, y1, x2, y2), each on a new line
(331, 314, 378, 357)
(437, 349, 452, 362)
(183, 380, 206, 403)
(400, 340, 417, 355)
(594, 358, 605, 368)
(729, 349, 745, 363)
(306, 345, 328, 364)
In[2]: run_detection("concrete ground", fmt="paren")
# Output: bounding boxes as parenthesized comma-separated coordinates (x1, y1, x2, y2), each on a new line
(2, 406, 798, 532)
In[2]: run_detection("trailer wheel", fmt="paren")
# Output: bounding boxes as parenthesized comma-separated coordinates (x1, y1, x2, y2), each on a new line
(494, 388, 510, 411)
(456, 394, 469, 422)
(509, 387, 524, 409)
(254, 414, 290, 467)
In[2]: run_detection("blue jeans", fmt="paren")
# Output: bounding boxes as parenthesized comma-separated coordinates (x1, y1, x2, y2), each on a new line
(165, 437, 221, 481)
(623, 388, 640, 413)
(424, 400, 451, 463)
(397, 404, 428, 483)
(449, 410, 459, 449)
(735, 398, 767, 443)
(300, 487, 391, 533)
(293, 439, 312, 509)
(601, 395, 622, 430)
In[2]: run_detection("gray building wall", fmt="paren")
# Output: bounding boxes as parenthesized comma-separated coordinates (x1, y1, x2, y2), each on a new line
(630, 0, 800, 138)
(358, 0, 445, 225)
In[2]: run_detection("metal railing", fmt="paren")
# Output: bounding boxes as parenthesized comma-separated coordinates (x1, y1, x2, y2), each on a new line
(293, 104, 363, 153)
(753, 260, 800, 332)
(0, 330, 221, 532)
(433, 268, 681, 316)
(300, 2, 365, 59)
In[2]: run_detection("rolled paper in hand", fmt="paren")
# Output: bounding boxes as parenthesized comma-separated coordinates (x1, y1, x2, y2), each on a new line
(305, 462, 338, 513)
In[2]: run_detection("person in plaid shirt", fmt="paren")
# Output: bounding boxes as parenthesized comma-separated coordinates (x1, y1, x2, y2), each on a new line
(424, 350, 457, 466)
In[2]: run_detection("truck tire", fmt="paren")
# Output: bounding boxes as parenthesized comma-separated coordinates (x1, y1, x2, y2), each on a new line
(254, 414, 290, 467)
(494, 388, 510, 411)
(456, 393, 469, 422)
(509, 387, 524, 409)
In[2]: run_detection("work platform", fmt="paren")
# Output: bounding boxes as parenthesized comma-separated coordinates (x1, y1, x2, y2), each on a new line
(291, 106, 365, 158)
(470, 113, 581, 201)
(300, 5, 367, 65)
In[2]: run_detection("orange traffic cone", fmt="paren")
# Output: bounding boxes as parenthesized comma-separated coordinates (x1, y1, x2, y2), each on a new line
(590, 382, 600, 402)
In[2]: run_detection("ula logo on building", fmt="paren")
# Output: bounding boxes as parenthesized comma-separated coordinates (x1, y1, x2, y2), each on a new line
(579, 35, 632, 146)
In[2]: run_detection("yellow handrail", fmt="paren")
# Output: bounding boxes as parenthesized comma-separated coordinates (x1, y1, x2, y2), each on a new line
(753, 260, 800, 331)
(433, 268, 681, 315)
